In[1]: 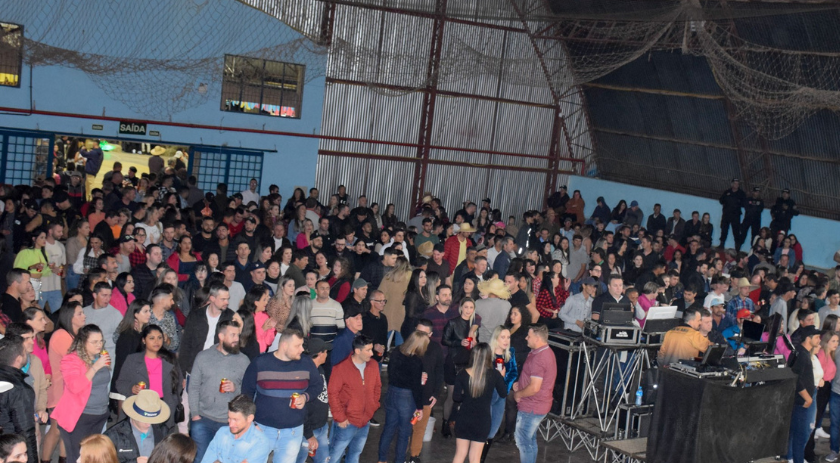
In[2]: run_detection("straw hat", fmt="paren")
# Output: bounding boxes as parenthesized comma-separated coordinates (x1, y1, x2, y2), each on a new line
(150, 146, 166, 156)
(417, 241, 435, 257)
(478, 278, 511, 300)
(122, 389, 170, 424)
(458, 223, 477, 233)
(737, 277, 757, 289)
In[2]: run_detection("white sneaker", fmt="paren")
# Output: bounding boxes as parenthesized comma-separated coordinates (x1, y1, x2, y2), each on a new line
(816, 428, 831, 439)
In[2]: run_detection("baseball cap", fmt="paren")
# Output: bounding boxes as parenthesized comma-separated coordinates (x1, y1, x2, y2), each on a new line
(709, 297, 725, 306)
(245, 217, 257, 224)
(630, 200, 639, 207)
(23, 199, 38, 210)
(798, 325, 820, 339)
(309, 232, 322, 241)
(249, 261, 265, 271)
(119, 235, 136, 244)
(736, 308, 752, 320)
(474, 243, 487, 252)
(580, 277, 597, 286)
(306, 338, 332, 355)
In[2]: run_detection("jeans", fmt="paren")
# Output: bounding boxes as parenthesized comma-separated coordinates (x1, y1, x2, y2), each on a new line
(830, 391, 840, 453)
(488, 390, 506, 439)
(787, 393, 817, 463)
(378, 386, 415, 463)
(387, 330, 404, 349)
(65, 265, 81, 291)
(190, 416, 226, 463)
(39, 289, 63, 313)
(296, 423, 330, 463)
(329, 421, 369, 463)
(261, 423, 305, 463)
(806, 382, 832, 460)
(515, 411, 546, 463)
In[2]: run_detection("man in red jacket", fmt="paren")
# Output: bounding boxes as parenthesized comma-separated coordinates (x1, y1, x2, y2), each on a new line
(327, 334, 381, 463)
(444, 223, 475, 272)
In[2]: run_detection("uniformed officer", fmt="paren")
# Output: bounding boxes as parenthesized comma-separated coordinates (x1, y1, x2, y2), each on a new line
(718, 178, 745, 248)
(739, 186, 764, 250)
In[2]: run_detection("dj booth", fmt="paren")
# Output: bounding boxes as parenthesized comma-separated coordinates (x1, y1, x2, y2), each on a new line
(541, 304, 797, 463)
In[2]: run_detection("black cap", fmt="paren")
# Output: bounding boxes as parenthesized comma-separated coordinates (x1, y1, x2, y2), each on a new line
(245, 217, 257, 224)
(731, 178, 740, 183)
(753, 187, 760, 192)
(482, 198, 491, 204)
(559, 185, 567, 190)
(119, 235, 136, 244)
(783, 188, 790, 193)
(306, 338, 332, 355)
(23, 199, 38, 210)
(798, 325, 821, 340)
(249, 261, 265, 271)
(310, 232, 322, 241)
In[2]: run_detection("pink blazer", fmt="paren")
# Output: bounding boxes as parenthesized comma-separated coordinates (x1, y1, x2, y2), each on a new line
(254, 311, 276, 354)
(51, 353, 93, 432)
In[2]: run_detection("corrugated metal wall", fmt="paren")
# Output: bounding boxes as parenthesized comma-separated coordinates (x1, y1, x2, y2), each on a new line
(314, 2, 593, 221)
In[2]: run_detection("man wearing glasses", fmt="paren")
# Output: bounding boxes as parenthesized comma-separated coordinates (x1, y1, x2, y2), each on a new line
(361, 290, 389, 363)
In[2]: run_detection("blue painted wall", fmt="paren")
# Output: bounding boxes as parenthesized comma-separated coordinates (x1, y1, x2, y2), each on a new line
(0, 1, 326, 200)
(567, 176, 840, 270)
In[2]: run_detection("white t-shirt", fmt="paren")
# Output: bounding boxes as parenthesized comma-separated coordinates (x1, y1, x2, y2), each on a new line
(204, 312, 221, 350)
(227, 281, 246, 311)
(137, 222, 161, 246)
(42, 240, 66, 292)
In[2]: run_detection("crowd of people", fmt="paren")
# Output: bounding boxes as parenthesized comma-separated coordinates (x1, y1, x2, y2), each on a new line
(0, 154, 835, 463)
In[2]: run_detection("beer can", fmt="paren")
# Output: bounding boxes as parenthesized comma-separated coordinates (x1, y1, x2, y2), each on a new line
(101, 350, 110, 366)
(290, 392, 300, 409)
(308, 447, 316, 457)
(495, 357, 504, 372)
(410, 410, 421, 425)
(219, 378, 228, 393)
(138, 381, 146, 390)
(466, 337, 473, 349)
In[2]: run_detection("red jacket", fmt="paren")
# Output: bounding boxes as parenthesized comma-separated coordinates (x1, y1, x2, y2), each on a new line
(52, 353, 94, 432)
(443, 235, 472, 273)
(328, 357, 381, 428)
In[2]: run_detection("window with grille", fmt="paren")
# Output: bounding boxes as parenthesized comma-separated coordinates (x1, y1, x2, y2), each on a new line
(190, 149, 264, 196)
(0, 22, 23, 87)
(2, 134, 51, 185)
(221, 54, 304, 119)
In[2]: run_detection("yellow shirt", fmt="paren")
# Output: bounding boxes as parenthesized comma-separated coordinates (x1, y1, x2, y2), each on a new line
(457, 237, 467, 267)
(658, 326, 710, 366)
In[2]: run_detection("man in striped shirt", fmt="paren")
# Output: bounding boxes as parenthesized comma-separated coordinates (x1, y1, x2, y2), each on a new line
(242, 328, 323, 463)
(310, 280, 346, 345)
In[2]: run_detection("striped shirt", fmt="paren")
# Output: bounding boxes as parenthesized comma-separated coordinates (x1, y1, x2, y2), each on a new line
(242, 352, 323, 429)
(310, 298, 345, 344)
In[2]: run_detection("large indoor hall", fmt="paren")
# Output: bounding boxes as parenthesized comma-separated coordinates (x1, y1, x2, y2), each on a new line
(2, 1, 840, 463)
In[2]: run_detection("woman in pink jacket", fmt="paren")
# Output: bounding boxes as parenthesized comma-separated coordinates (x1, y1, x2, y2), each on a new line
(51, 324, 112, 463)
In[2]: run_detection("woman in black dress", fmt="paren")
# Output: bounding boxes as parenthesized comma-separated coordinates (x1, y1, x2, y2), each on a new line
(452, 343, 507, 463)
(441, 297, 481, 438)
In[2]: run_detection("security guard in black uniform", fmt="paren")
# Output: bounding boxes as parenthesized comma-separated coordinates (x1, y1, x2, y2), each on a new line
(739, 186, 764, 251)
(770, 188, 799, 237)
(718, 178, 745, 248)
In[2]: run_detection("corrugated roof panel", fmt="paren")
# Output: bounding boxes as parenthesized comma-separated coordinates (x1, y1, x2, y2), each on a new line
(430, 97, 496, 151)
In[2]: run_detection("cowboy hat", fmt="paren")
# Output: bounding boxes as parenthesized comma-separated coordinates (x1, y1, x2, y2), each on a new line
(422, 195, 433, 205)
(478, 278, 511, 300)
(417, 241, 435, 257)
(458, 223, 477, 233)
(737, 277, 757, 289)
(123, 389, 170, 424)
(150, 146, 166, 156)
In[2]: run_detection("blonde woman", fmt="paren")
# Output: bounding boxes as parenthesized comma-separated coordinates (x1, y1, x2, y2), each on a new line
(378, 256, 413, 346)
(485, 326, 518, 459)
(295, 219, 314, 250)
(451, 343, 507, 463)
(441, 298, 482, 438)
(377, 331, 429, 463)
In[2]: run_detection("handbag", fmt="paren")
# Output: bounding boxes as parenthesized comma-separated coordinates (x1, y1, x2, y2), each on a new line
(174, 402, 185, 423)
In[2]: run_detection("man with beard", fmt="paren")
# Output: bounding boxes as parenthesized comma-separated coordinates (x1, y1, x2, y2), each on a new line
(242, 328, 323, 463)
(188, 319, 251, 463)
(304, 233, 324, 271)
(193, 216, 217, 254)
(201, 394, 271, 463)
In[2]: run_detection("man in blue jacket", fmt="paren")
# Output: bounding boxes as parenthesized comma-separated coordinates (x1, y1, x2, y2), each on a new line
(202, 394, 271, 463)
(80, 140, 103, 200)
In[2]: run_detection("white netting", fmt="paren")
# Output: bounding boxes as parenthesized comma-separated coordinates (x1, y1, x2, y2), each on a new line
(3, 0, 840, 138)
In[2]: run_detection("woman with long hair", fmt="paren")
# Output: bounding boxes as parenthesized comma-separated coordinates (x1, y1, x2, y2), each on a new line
(669, 248, 684, 274)
(43, 299, 85, 462)
(52, 324, 112, 463)
(264, 260, 282, 294)
(441, 298, 481, 438)
(13, 230, 52, 300)
(499, 305, 532, 442)
(698, 213, 714, 247)
(77, 434, 118, 463)
(110, 272, 136, 316)
(610, 200, 627, 225)
(314, 251, 331, 280)
(265, 276, 295, 332)
(484, 327, 517, 459)
(379, 257, 413, 346)
(534, 271, 568, 329)
(371, 202, 383, 229)
(805, 330, 840, 461)
(453, 276, 479, 307)
(148, 433, 196, 463)
(115, 325, 183, 433)
(23, 306, 52, 380)
(400, 269, 429, 341)
(243, 285, 273, 353)
(233, 306, 260, 360)
(203, 252, 220, 273)
(277, 245, 294, 276)
(375, 229, 391, 255)
(65, 219, 91, 290)
(284, 188, 306, 217)
(451, 343, 507, 463)
(624, 253, 645, 287)
(0, 434, 27, 463)
(165, 235, 201, 283)
(377, 331, 429, 463)
(551, 237, 570, 278)
(328, 257, 353, 303)
(516, 274, 540, 329)
(182, 262, 209, 313)
(253, 240, 275, 265)
(73, 234, 104, 276)
(604, 252, 623, 282)
(381, 203, 398, 231)
(111, 299, 151, 397)
(288, 204, 307, 243)
(295, 219, 314, 250)
(86, 197, 105, 230)
(286, 292, 314, 339)
(157, 268, 191, 323)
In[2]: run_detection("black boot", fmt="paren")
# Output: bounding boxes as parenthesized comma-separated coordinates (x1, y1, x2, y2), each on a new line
(441, 419, 451, 438)
(480, 439, 493, 463)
